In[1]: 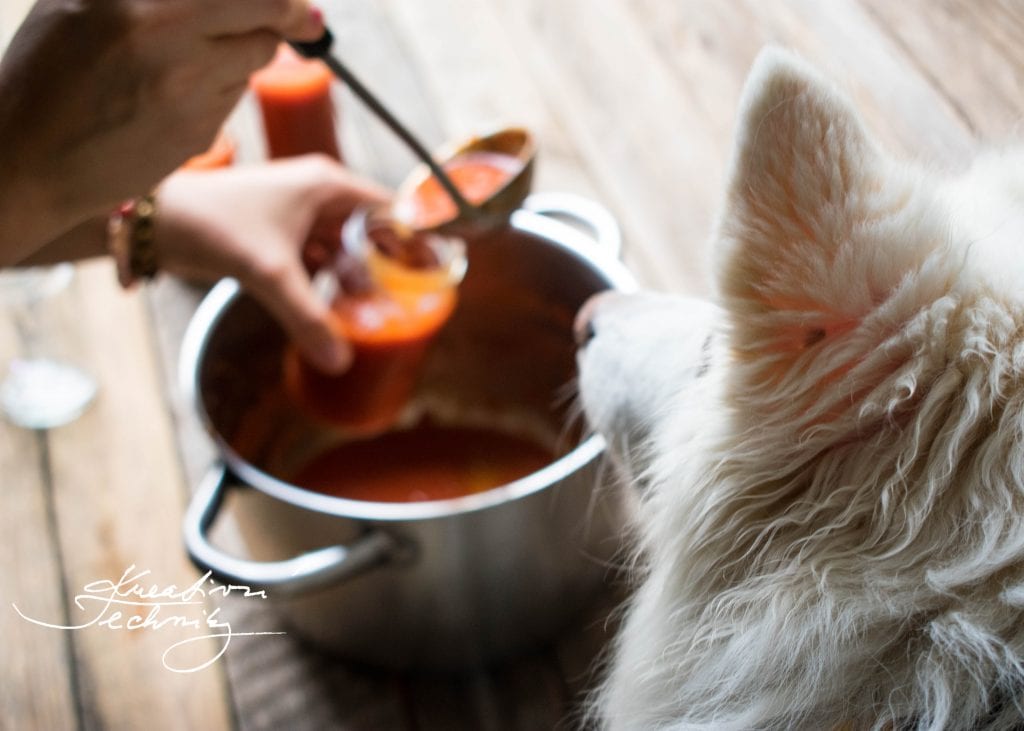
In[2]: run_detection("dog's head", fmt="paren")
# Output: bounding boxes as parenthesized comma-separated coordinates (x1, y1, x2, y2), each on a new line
(578, 48, 1024, 729)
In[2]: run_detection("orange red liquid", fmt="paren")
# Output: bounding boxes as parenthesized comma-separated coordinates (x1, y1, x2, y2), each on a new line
(250, 44, 342, 161)
(290, 422, 554, 502)
(283, 287, 457, 433)
(182, 131, 235, 170)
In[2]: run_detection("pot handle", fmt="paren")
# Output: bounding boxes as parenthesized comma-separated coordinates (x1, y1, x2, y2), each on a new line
(522, 192, 623, 257)
(183, 463, 396, 597)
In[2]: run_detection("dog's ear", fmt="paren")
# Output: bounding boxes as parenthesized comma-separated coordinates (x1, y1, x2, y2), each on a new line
(715, 48, 919, 362)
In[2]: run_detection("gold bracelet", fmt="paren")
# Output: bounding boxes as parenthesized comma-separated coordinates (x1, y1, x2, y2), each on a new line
(107, 193, 159, 288)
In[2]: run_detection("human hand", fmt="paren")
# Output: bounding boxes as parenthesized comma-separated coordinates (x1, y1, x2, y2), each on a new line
(155, 156, 389, 374)
(0, 0, 325, 262)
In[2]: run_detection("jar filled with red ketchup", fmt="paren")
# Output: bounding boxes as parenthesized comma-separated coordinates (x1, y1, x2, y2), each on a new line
(283, 208, 467, 434)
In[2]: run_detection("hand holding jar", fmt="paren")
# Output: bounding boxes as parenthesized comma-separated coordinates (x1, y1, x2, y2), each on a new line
(155, 156, 388, 374)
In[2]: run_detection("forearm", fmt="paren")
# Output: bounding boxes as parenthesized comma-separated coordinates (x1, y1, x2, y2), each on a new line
(0, 178, 59, 265)
(0, 6, 71, 261)
(0, 9, 97, 264)
(15, 215, 108, 267)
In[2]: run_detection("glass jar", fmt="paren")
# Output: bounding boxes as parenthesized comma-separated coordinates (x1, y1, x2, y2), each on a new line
(283, 207, 467, 434)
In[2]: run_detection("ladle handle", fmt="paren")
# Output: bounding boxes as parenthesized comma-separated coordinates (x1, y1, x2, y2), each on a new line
(289, 31, 474, 218)
(183, 463, 395, 596)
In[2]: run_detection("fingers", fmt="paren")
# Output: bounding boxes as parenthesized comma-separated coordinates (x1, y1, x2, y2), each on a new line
(295, 158, 390, 273)
(200, 0, 325, 42)
(303, 157, 391, 219)
(247, 252, 353, 374)
(262, 154, 390, 241)
(241, 156, 389, 373)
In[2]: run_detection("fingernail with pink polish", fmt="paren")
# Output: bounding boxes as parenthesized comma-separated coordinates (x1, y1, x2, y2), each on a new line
(308, 6, 324, 29)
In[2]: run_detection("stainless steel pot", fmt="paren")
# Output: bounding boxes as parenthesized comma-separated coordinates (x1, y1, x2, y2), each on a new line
(180, 193, 636, 669)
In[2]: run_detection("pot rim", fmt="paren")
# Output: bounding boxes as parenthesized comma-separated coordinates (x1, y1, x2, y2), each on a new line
(179, 198, 637, 522)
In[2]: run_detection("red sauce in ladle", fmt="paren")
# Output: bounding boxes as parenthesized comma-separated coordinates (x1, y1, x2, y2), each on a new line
(404, 151, 523, 229)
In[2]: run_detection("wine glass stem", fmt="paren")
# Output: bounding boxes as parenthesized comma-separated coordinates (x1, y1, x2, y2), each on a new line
(14, 297, 43, 359)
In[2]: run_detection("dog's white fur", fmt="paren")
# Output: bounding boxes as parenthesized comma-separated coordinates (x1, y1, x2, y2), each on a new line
(578, 48, 1024, 730)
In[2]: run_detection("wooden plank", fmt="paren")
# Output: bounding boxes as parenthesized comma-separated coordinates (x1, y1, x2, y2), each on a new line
(382, 0, 601, 199)
(956, 0, 1024, 72)
(858, 0, 1024, 140)
(146, 278, 213, 491)
(616, 0, 775, 150)
(403, 673, 489, 731)
(40, 260, 233, 731)
(484, 653, 569, 730)
(221, 597, 408, 731)
(732, 0, 976, 164)
(0, 302, 78, 731)
(478, 0, 982, 295)
(398, 650, 575, 731)
(482, 0, 731, 295)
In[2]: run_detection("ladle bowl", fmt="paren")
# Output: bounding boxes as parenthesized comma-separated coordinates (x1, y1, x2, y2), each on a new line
(392, 126, 537, 236)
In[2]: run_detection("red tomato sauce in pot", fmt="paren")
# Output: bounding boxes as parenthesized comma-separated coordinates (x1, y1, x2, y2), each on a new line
(290, 422, 555, 502)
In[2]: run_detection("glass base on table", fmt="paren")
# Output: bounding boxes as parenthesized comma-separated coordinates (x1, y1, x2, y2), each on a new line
(0, 356, 97, 429)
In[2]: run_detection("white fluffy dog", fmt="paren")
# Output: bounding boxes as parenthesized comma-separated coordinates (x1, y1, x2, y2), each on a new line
(577, 47, 1024, 730)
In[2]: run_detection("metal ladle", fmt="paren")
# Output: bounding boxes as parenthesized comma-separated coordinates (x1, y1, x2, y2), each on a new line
(290, 31, 535, 234)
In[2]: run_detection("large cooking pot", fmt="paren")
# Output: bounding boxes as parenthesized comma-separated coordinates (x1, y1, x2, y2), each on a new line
(181, 193, 637, 669)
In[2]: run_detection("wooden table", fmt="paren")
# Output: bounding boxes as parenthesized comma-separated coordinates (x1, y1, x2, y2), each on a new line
(2, 2, 1021, 729)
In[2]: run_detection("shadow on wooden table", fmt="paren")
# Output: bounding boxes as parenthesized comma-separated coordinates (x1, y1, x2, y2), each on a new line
(209, 580, 625, 731)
